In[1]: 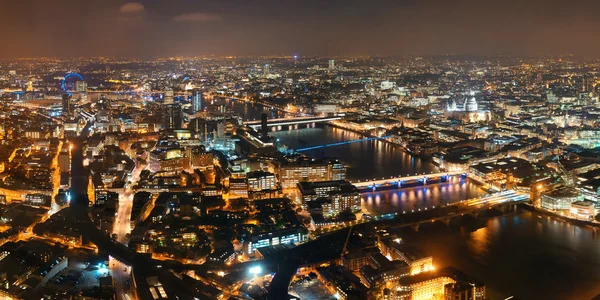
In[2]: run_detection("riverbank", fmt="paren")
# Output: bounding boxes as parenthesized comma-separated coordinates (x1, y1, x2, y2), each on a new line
(520, 203, 600, 228)
(325, 121, 434, 160)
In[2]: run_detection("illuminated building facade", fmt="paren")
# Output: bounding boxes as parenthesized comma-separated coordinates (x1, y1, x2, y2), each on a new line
(244, 227, 307, 254)
(279, 159, 346, 189)
(148, 148, 190, 173)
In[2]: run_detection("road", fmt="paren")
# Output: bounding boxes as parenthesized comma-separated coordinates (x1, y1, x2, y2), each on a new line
(111, 160, 145, 300)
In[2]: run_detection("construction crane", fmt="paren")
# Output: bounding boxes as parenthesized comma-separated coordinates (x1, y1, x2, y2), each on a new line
(556, 159, 575, 187)
(341, 225, 353, 261)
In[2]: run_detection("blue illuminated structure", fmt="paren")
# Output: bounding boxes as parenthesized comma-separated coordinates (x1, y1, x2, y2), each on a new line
(296, 135, 390, 152)
(61, 72, 84, 93)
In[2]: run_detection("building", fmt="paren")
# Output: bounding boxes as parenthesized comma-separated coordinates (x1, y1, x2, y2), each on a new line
(569, 200, 596, 220)
(311, 192, 361, 217)
(247, 170, 277, 198)
(328, 59, 335, 70)
(379, 237, 434, 275)
(75, 80, 87, 93)
(190, 147, 213, 170)
(163, 88, 174, 104)
(444, 281, 486, 300)
(163, 103, 182, 130)
(61, 94, 71, 116)
(244, 227, 308, 254)
(541, 186, 584, 211)
(342, 250, 370, 271)
(298, 180, 358, 203)
(58, 148, 70, 173)
(396, 267, 479, 300)
(316, 266, 368, 300)
(228, 178, 248, 199)
(192, 89, 202, 114)
(148, 148, 189, 173)
(444, 93, 490, 123)
(279, 158, 345, 189)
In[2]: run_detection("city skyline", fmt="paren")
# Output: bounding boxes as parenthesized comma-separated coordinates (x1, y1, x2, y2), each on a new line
(3, 1, 600, 299)
(3, 0, 600, 57)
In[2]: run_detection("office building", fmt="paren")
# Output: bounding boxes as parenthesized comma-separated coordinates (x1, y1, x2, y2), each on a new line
(244, 227, 307, 254)
(541, 186, 584, 211)
(260, 113, 269, 139)
(75, 81, 87, 93)
(163, 88, 174, 104)
(192, 89, 202, 114)
(328, 59, 335, 70)
(297, 180, 358, 202)
(61, 94, 72, 116)
(148, 148, 189, 173)
(163, 103, 182, 130)
(279, 158, 346, 189)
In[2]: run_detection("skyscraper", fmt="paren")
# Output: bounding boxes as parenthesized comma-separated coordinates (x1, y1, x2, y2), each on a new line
(61, 94, 72, 116)
(75, 81, 87, 93)
(261, 113, 268, 138)
(192, 89, 202, 114)
(264, 64, 270, 76)
(328, 59, 335, 70)
(164, 88, 174, 104)
(163, 103, 182, 130)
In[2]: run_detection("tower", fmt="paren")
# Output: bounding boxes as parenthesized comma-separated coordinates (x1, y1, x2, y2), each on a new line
(163, 103, 182, 130)
(192, 89, 202, 114)
(61, 94, 72, 116)
(261, 113, 268, 138)
(164, 88, 174, 104)
(328, 59, 335, 70)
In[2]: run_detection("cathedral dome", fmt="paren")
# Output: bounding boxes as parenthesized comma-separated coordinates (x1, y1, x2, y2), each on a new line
(464, 96, 478, 112)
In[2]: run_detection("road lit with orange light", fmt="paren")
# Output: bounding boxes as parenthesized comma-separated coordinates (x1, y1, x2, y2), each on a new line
(111, 160, 145, 300)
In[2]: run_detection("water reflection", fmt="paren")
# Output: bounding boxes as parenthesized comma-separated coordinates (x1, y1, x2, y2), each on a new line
(361, 177, 485, 215)
(272, 127, 437, 180)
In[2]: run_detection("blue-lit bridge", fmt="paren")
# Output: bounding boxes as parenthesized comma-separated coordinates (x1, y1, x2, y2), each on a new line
(295, 135, 390, 152)
(243, 115, 342, 129)
(351, 171, 465, 188)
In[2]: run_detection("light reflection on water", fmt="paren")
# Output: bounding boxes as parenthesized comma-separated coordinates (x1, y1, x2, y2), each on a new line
(241, 108, 600, 299)
(361, 177, 485, 215)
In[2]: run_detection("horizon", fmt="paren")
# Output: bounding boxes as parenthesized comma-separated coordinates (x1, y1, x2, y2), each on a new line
(3, 0, 600, 58)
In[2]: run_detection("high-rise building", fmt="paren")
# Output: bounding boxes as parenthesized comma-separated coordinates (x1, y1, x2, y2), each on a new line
(192, 89, 202, 114)
(264, 64, 270, 76)
(328, 59, 335, 70)
(163, 103, 182, 130)
(61, 94, 72, 116)
(75, 81, 87, 93)
(164, 88, 174, 104)
(261, 113, 268, 139)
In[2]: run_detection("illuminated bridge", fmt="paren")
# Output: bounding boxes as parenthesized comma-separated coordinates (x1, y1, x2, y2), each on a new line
(388, 190, 530, 230)
(351, 171, 465, 188)
(243, 115, 342, 129)
(295, 135, 390, 152)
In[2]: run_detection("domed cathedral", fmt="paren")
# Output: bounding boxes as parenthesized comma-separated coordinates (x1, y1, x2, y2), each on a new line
(445, 91, 490, 123)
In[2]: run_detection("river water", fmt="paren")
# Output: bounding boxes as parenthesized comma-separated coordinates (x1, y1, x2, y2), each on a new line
(230, 101, 600, 299)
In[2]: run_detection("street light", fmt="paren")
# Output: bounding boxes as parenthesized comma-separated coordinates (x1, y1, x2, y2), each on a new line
(249, 266, 262, 275)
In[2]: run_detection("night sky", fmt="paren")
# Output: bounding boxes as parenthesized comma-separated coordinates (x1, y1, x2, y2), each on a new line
(1, 0, 599, 57)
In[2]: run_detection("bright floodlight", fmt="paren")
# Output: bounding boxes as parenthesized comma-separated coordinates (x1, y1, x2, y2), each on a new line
(249, 266, 262, 275)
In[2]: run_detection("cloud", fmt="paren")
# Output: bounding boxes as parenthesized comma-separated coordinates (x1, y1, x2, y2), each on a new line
(172, 12, 222, 23)
(120, 2, 145, 14)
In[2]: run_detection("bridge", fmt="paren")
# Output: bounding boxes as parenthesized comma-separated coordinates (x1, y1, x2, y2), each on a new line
(243, 115, 342, 129)
(388, 189, 529, 230)
(295, 135, 390, 152)
(351, 171, 465, 188)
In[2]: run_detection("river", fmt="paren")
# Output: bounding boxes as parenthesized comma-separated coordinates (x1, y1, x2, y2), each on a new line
(270, 125, 600, 299)
(228, 101, 600, 299)
(398, 209, 600, 299)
